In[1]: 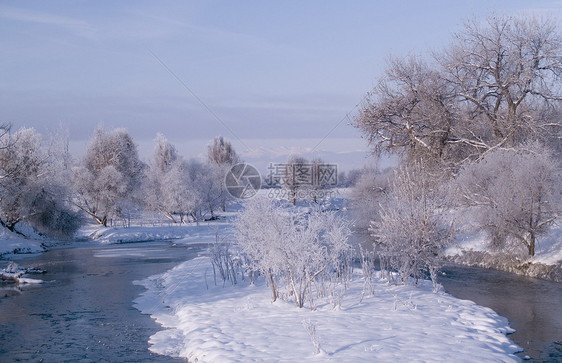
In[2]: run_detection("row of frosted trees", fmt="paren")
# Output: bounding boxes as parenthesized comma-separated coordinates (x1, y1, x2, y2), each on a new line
(0, 123, 239, 238)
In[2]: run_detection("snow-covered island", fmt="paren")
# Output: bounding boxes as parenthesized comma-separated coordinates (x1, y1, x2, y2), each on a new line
(134, 256, 522, 362)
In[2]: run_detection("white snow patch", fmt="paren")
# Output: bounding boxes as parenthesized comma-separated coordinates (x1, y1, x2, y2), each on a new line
(532, 223, 562, 265)
(134, 257, 521, 362)
(446, 223, 562, 267)
(16, 277, 44, 284)
(78, 220, 231, 246)
(0, 229, 44, 257)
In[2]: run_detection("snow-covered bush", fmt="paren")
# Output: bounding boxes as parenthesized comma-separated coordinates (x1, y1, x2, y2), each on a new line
(234, 197, 352, 308)
(370, 162, 453, 288)
(210, 229, 243, 286)
(453, 143, 560, 256)
(350, 167, 391, 237)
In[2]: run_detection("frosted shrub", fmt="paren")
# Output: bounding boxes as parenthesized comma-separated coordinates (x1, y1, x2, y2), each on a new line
(359, 246, 376, 301)
(234, 197, 352, 308)
(370, 162, 453, 286)
(302, 319, 323, 354)
(210, 241, 240, 287)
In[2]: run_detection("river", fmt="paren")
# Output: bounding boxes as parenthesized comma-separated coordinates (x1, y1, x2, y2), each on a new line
(1, 242, 560, 362)
(0, 241, 207, 362)
(439, 264, 562, 362)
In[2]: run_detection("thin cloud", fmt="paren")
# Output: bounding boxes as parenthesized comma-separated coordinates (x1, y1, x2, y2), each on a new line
(0, 5, 96, 39)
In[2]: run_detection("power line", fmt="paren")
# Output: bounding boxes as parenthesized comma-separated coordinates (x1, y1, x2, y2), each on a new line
(148, 49, 254, 153)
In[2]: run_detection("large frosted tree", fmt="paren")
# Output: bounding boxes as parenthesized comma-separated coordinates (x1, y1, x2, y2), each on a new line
(73, 127, 144, 226)
(356, 15, 562, 169)
(354, 14, 561, 261)
(0, 126, 81, 237)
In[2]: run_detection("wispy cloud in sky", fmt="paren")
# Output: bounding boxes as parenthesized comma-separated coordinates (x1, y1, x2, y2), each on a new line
(1, 0, 559, 166)
(0, 5, 96, 39)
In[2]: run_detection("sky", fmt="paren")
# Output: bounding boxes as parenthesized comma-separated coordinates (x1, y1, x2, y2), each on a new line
(1, 0, 561, 171)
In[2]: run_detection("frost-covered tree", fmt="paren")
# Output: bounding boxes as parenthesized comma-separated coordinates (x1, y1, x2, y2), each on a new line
(355, 14, 561, 264)
(453, 144, 560, 256)
(73, 127, 144, 226)
(207, 136, 240, 212)
(145, 133, 183, 222)
(370, 163, 453, 287)
(163, 160, 201, 223)
(356, 56, 456, 166)
(350, 167, 391, 238)
(145, 135, 224, 222)
(309, 157, 325, 203)
(207, 136, 240, 166)
(284, 155, 310, 205)
(0, 127, 80, 237)
(183, 158, 222, 220)
(234, 197, 352, 308)
(152, 133, 178, 174)
(356, 15, 562, 169)
(441, 16, 562, 151)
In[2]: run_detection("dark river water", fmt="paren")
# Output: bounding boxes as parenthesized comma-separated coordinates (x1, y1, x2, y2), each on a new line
(439, 265, 562, 362)
(0, 241, 207, 362)
(1, 242, 560, 362)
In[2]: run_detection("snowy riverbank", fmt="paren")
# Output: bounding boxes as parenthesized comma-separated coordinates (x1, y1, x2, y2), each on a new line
(446, 224, 562, 282)
(0, 229, 45, 258)
(134, 256, 522, 362)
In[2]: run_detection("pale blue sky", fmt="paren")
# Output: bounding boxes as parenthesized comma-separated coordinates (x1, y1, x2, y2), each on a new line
(1, 0, 560, 167)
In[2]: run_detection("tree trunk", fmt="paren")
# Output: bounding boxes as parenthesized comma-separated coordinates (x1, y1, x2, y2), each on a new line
(267, 269, 277, 302)
(528, 233, 535, 256)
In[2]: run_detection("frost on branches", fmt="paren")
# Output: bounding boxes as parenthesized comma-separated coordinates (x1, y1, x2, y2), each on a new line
(0, 125, 81, 238)
(453, 144, 561, 256)
(370, 163, 454, 290)
(234, 197, 352, 308)
(73, 127, 144, 227)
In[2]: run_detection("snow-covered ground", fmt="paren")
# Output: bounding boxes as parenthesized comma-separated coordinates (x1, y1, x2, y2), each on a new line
(0, 228, 44, 257)
(445, 224, 562, 266)
(134, 256, 521, 362)
(527, 224, 562, 266)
